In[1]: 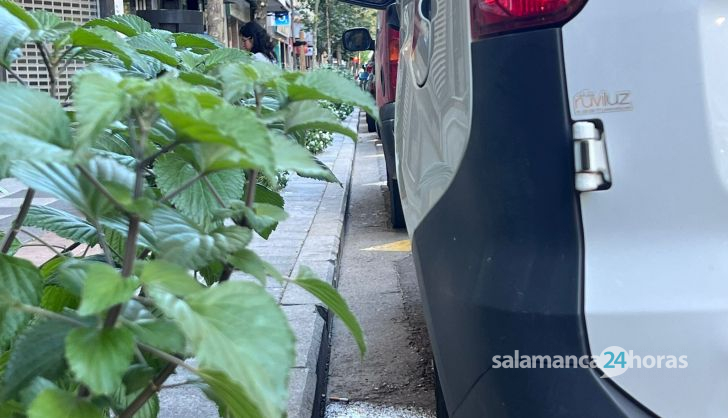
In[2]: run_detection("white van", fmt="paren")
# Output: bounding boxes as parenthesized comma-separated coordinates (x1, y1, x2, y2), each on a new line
(341, 1, 728, 417)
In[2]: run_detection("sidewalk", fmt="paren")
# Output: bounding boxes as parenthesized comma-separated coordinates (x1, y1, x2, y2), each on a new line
(0, 112, 360, 418)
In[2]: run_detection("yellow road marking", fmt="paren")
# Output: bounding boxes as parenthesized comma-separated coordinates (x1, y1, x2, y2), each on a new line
(362, 240, 412, 252)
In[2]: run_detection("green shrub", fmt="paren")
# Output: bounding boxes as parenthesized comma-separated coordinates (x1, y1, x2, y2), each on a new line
(0, 5, 376, 418)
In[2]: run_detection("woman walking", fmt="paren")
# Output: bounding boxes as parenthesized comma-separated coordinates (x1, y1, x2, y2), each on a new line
(239, 21, 277, 64)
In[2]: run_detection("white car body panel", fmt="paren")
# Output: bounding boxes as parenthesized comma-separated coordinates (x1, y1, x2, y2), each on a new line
(562, 0, 728, 416)
(395, 0, 472, 234)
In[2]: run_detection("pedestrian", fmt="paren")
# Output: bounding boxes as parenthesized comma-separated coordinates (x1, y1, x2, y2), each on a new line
(240, 21, 277, 64)
(358, 65, 369, 89)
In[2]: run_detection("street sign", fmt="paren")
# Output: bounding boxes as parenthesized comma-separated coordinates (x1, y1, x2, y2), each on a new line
(273, 11, 290, 26)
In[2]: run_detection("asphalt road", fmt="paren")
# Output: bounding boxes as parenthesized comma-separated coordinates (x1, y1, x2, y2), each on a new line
(324, 117, 435, 418)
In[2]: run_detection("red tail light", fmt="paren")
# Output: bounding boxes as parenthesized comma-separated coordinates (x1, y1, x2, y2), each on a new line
(470, 0, 586, 39)
(388, 27, 400, 94)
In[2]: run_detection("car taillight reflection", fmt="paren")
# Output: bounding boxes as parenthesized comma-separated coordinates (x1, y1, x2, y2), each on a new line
(470, 0, 587, 39)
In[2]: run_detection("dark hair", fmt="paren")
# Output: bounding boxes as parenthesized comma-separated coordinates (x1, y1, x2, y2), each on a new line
(239, 21, 276, 62)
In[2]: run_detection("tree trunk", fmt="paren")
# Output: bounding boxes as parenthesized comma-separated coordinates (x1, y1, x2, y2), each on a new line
(325, 0, 332, 64)
(312, 0, 320, 68)
(206, 0, 227, 45)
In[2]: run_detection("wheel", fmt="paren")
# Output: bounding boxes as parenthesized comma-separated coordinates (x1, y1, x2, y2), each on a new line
(435, 363, 449, 418)
(388, 177, 406, 229)
(366, 113, 377, 133)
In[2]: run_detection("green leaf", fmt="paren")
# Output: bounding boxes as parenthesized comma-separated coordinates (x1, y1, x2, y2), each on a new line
(113, 386, 159, 418)
(203, 48, 251, 69)
(65, 327, 135, 395)
(285, 101, 358, 141)
(18, 377, 55, 409)
(292, 266, 366, 356)
(140, 260, 204, 297)
(40, 285, 79, 313)
(127, 31, 178, 66)
(0, 255, 43, 347)
(198, 369, 263, 418)
(151, 206, 252, 270)
(70, 27, 138, 68)
(27, 388, 104, 418)
(0, 1, 28, 67)
(254, 184, 284, 208)
(77, 263, 138, 316)
(24, 205, 98, 246)
(224, 202, 287, 240)
(173, 33, 221, 50)
(179, 71, 221, 89)
(1, 319, 76, 401)
(27, 10, 75, 42)
(126, 317, 185, 354)
(0, 0, 37, 29)
(152, 281, 294, 418)
(228, 249, 283, 285)
(11, 160, 132, 218)
(287, 70, 377, 117)
(0, 83, 72, 163)
(271, 134, 339, 184)
(0, 231, 21, 256)
(85, 15, 151, 37)
(155, 153, 244, 226)
(74, 69, 129, 148)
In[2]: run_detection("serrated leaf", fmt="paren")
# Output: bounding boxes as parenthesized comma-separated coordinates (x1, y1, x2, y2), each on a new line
(0, 255, 43, 347)
(287, 70, 377, 117)
(285, 101, 358, 140)
(65, 327, 135, 395)
(0, 0, 37, 29)
(24, 205, 98, 246)
(227, 202, 287, 240)
(74, 69, 129, 148)
(77, 263, 138, 316)
(203, 48, 250, 69)
(291, 266, 366, 356)
(85, 15, 151, 37)
(271, 134, 339, 184)
(140, 260, 204, 297)
(11, 160, 132, 218)
(127, 31, 178, 66)
(0, 84, 72, 163)
(199, 369, 263, 418)
(151, 206, 252, 270)
(70, 27, 138, 68)
(179, 71, 221, 89)
(155, 153, 244, 226)
(152, 281, 294, 418)
(1, 319, 76, 401)
(228, 249, 283, 285)
(173, 33, 221, 50)
(27, 10, 75, 42)
(0, 1, 29, 66)
(27, 388, 104, 418)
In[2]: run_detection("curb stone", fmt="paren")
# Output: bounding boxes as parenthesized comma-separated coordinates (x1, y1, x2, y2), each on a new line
(158, 111, 359, 418)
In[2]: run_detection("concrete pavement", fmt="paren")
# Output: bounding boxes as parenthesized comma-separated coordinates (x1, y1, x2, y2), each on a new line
(0, 112, 360, 418)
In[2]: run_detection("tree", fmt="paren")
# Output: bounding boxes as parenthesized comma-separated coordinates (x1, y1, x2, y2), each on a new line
(300, 0, 376, 64)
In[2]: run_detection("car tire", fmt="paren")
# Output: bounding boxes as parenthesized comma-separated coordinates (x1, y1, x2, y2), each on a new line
(435, 363, 449, 418)
(366, 113, 377, 133)
(388, 176, 406, 229)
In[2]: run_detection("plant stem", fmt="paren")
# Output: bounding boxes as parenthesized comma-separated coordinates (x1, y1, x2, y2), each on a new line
(6, 67, 28, 86)
(63, 242, 82, 253)
(1, 189, 35, 254)
(104, 116, 149, 329)
(138, 343, 195, 372)
(140, 142, 180, 168)
(15, 304, 85, 327)
(119, 362, 178, 418)
(161, 172, 207, 203)
(77, 164, 129, 214)
(91, 219, 115, 266)
(202, 176, 226, 207)
(18, 229, 62, 257)
(161, 379, 203, 389)
(37, 43, 57, 99)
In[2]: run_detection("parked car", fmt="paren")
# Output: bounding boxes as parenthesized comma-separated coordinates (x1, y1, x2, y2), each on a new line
(341, 0, 728, 417)
(344, 5, 404, 228)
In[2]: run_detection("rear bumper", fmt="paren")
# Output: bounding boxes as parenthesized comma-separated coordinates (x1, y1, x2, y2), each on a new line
(379, 101, 396, 180)
(411, 29, 653, 417)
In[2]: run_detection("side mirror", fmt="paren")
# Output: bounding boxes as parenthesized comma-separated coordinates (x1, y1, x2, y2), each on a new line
(342, 28, 374, 52)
